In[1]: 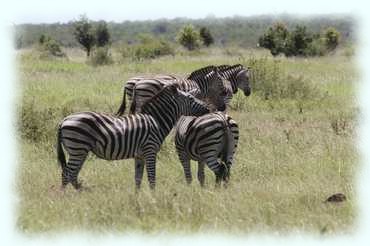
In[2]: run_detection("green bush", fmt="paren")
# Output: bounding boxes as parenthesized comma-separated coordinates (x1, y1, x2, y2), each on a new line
(199, 27, 214, 47)
(245, 57, 321, 100)
(37, 35, 66, 58)
(324, 27, 340, 51)
(19, 102, 57, 142)
(120, 35, 174, 61)
(176, 24, 201, 51)
(302, 36, 327, 56)
(89, 46, 113, 66)
(259, 23, 339, 57)
(258, 23, 289, 56)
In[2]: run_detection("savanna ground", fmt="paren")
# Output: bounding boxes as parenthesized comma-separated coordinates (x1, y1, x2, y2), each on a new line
(17, 47, 358, 235)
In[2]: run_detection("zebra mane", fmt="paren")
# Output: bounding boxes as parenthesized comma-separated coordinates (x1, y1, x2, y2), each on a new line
(218, 64, 244, 73)
(141, 83, 178, 112)
(186, 65, 217, 80)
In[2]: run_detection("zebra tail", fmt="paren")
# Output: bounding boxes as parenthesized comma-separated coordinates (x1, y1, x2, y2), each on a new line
(116, 87, 127, 116)
(57, 125, 66, 169)
(222, 123, 235, 165)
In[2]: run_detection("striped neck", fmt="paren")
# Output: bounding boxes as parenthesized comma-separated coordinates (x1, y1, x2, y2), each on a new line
(141, 92, 180, 139)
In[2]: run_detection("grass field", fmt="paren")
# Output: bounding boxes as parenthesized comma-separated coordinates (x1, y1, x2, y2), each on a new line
(16, 47, 358, 234)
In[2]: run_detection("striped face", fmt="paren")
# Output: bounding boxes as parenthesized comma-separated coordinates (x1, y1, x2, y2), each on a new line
(176, 89, 210, 116)
(204, 70, 227, 111)
(236, 69, 251, 96)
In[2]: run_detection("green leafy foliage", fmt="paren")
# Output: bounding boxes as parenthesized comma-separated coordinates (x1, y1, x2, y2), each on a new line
(199, 27, 214, 47)
(176, 24, 201, 50)
(120, 34, 174, 60)
(95, 20, 111, 47)
(37, 34, 66, 58)
(259, 23, 341, 57)
(73, 15, 95, 56)
(246, 56, 321, 100)
(324, 27, 340, 51)
(14, 14, 355, 49)
(285, 25, 313, 56)
(258, 23, 289, 56)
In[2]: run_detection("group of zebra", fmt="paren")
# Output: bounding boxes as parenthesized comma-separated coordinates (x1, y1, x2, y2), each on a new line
(57, 64, 251, 190)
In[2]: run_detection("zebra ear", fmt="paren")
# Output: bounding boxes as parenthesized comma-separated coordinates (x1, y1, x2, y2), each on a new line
(236, 69, 248, 78)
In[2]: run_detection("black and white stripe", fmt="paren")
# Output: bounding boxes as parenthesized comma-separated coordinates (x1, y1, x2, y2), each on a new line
(57, 84, 210, 190)
(174, 112, 239, 187)
(116, 66, 227, 115)
(217, 64, 251, 96)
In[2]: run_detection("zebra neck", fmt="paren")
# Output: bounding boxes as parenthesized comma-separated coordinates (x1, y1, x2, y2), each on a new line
(142, 99, 179, 138)
(222, 71, 238, 94)
(188, 77, 209, 94)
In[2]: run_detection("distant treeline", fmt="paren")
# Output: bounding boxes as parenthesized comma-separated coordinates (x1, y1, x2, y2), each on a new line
(15, 14, 355, 48)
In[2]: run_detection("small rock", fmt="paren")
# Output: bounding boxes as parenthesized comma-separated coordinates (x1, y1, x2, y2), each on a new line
(325, 193, 346, 203)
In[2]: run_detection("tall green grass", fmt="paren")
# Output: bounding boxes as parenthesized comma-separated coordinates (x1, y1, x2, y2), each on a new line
(17, 48, 358, 234)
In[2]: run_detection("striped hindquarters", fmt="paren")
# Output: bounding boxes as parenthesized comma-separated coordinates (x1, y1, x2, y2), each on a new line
(175, 112, 238, 165)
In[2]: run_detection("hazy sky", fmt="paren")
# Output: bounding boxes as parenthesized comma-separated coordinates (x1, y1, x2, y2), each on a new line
(3, 0, 360, 24)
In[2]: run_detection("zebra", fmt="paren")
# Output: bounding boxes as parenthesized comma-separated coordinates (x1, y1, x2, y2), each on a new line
(175, 112, 239, 187)
(116, 66, 227, 115)
(115, 64, 251, 115)
(115, 74, 179, 116)
(56, 84, 211, 191)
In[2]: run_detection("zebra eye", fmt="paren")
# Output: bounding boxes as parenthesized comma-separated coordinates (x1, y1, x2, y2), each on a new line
(220, 90, 227, 96)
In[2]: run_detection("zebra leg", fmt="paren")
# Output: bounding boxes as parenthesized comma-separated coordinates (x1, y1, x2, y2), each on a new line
(144, 153, 157, 190)
(197, 162, 205, 187)
(177, 148, 192, 184)
(203, 158, 224, 187)
(134, 158, 145, 190)
(61, 152, 88, 191)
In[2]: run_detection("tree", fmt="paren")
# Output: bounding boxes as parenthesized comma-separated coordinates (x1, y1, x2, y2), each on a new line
(199, 27, 214, 46)
(324, 27, 340, 51)
(286, 25, 313, 56)
(258, 22, 289, 56)
(73, 15, 95, 56)
(95, 20, 111, 47)
(38, 34, 48, 45)
(176, 24, 201, 51)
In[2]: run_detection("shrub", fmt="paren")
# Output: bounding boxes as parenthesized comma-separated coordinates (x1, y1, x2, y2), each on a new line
(258, 22, 289, 56)
(176, 24, 201, 51)
(37, 35, 66, 58)
(305, 38, 327, 56)
(120, 35, 174, 61)
(19, 101, 57, 142)
(285, 25, 313, 57)
(258, 23, 338, 57)
(245, 56, 321, 100)
(324, 27, 340, 51)
(89, 46, 113, 66)
(199, 27, 214, 47)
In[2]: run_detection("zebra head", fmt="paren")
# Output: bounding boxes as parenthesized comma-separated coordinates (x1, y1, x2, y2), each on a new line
(187, 66, 227, 112)
(218, 64, 251, 97)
